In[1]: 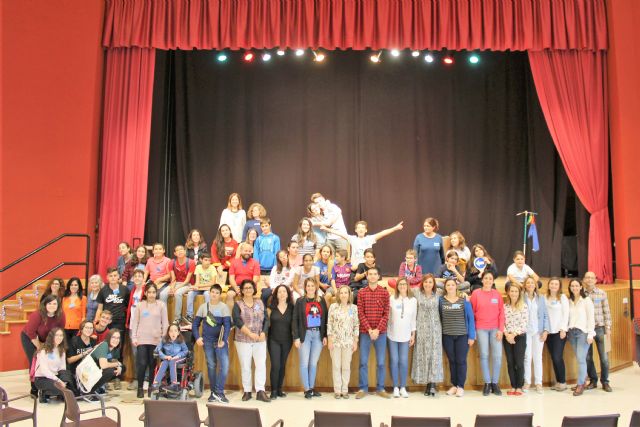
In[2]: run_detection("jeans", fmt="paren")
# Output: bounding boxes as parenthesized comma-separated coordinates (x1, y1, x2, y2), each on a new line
(135, 344, 156, 386)
(524, 332, 545, 385)
(268, 338, 292, 392)
(503, 334, 526, 389)
(260, 288, 273, 307)
(476, 329, 502, 384)
(442, 334, 469, 387)
(154, 357, 186, 385)
(546, 332, 567, 383)
(568, 328, 589, 386)
(359, 332, 387, 391)
(586, 326, 610, 384)
(387, 339, 409, 388)
(203, 340, 229, 394)
(186, 289, 210, 317)
(172, 285, 191, 318)
(21, 332, 38, 394)
(298, 329, 323, 390)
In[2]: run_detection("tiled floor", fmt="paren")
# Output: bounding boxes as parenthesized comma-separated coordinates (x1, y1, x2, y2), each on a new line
(1, 364, 638, 426)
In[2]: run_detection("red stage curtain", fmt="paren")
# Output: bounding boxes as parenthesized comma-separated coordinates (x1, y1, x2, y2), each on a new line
(529, 50, 612, 283)
(103, 0, 607, 51)
(96, 47, 156, 276)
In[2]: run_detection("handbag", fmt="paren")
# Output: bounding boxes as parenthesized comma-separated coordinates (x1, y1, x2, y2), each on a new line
(75, 346, 103, 393)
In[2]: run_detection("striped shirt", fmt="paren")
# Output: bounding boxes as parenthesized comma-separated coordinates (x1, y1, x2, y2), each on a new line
(440, 298, 467, 336)
(585, 287, 612, 330)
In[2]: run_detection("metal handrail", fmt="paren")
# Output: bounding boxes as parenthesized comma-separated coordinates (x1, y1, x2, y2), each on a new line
(628, 236, 640, 319)
(0, 234, 90, 303)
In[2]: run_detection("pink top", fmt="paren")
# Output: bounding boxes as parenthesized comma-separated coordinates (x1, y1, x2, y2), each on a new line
(145, 256, 171, 281)
(34, 349, 66, 380)
(131, 300, 169, 346)
(470, 288, 505, 331)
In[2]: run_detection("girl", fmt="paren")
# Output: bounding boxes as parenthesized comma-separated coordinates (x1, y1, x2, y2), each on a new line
(185, 229, 208, 263)
(264, 250, 294, 306)
(122, 245, 149, 289)
(292, 218, 319, 259)
(125, 269, 147, 391)
(503, 283, 528, 396)
(267, 285, 294, 399)
(440, 278, 475, 397)
(448, 231, 470, 272)
(413, 217, 445, 275)
(523, 276, 550, 393)
(545, 277, 569, 391)
(238, 228, 259, 254)
(567, 279, 595, 396)
(143, 243, 171, 301)
(34, 328, 77, 402)
(287, 240, 302, 267)
(387, 278, 417, 398)
(66, 320, 96, 388)
(327, 285, 359, 399)
(397, 249, 423, 288)
(293, 278, 328, 399)
(85, 274, 102, 322)
(465, 244, 498, 293)
(212, 224, 239, 275)
(291, 254, 321, 301)
(61, 277, 87, 342)
(506, 250, 541, 287)
(116, 242, 132, 277)
(470, 271, 504, 396)
(233, 280, 270, 402)
(307, 202, 327, 245)
(411, 274, 443, 396)
(40, 278, 65, 303)
(435, 251, 470, 293)
(152, 324, 188, 393)
(90, 329, 126, 394)
(315, 245, 334, 291)
(242, 202, 267, 241)
(219, 192, 246, 244)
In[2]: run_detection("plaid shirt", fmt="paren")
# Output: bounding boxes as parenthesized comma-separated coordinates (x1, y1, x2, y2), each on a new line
(357, 284, 390, 333)
(585, 286, 612, 330)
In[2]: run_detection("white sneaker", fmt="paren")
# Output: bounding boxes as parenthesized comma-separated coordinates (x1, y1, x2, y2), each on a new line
(399, 388, 409, 398)
(393, 387, 400, 398)
(446, 386, 457, 395)
(455, 388, 464, 397)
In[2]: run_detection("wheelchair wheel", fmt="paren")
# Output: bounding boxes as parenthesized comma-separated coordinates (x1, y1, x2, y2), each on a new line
(192, 371, 204, 398)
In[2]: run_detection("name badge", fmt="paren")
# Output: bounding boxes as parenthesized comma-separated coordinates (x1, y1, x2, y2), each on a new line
(69, 302, 75, 308)
(48, 353, 56, 360)
(106, 353, 113, 359)
(113, 289, 120, 295)
(451, 304, 461, 309)
(491, 298, 498, 304)
(552, 300, 558, 305)
(434, 243, 440, 247)
(142, 310, 150, 318)
(396, 304, 403, 310)
(594, 298, 601, 304)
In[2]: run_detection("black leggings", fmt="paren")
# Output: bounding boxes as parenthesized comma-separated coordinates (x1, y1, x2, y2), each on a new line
(35, 369, 78, 396)
(91, 365, 127, 393)
(504, 334, 526, 389)
(268, 338, 292, 392)
(136, 344, 157, 386)
(546, 332, 567, 383)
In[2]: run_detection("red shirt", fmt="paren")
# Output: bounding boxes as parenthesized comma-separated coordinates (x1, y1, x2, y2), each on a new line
(211, 239, 239, 270)
(357, 284, 390, 334)
(229, 257, 260, 284)
(170, 258, 196, 284)
(23, 311, 66, 342)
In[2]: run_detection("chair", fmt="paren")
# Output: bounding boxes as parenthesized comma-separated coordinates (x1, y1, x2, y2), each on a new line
(384, 416, 454, 427)
(142, 399, 203, 427)
(309, 410, 372, 427)
(630, 411, 640, 427)
(55, 382, 120, 426)
(561, 414, 620, 427)
(474, 413, 533, 427)
(0, 385, 37, 426)
(204, 404, 283, 427)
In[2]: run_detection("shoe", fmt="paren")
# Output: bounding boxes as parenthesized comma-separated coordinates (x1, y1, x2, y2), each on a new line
(535, 384, 543, 394)
(400, 387, 409, 398)
(355, 390, 367, 399)
(184, 314, 194, 323)
(482, 383, 491, 396)
(270, 391, 278, 400)
(242, 392, 252, 401)
(312, 389, 321, 397)
(507, 390, 516, 396)
(428, 383, 437, 396)
(147, 386, 154, 398)
(571, 385, 578, 391)
(555, 383, 567, 391)
(393, 387, 400, 398)
(113, 379, 121, 390)
(550, 384, 557, 391)
(455, 388, 464, 397)
(256, 391, 271, 402)
(585, 381, 597, 390)
(82, 394, 100, 403)
(38, 391, 49, 404)
(105, 382, 114, 391)
(491, 383, 502, 396)
(95, 386, 107, 396)
(304, 390, 313, 399)
(573, 384, 585, 396)
(127, 380, 138, 391)
(602, 383, 613, 392)
(514, 390, 523, 396)
(137, 388, 144, 399)
(342, 393, 350, 399)
(208, 392, 221, 403)
(277, 390, 287, 398)
(168, 383, 181, 392)
(446, 386, 457, 396)
(217, 393, 229, 403)
(335, 393, 341, 399)
(376, 390, 391, 399)
(522, 383, 530, 392)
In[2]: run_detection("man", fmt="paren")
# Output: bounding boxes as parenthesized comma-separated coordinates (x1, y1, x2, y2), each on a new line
(583, 271, 612, 392)
(355, 267, 390, 399)
(227, 243, 261, 308)
(310, 193, 348, 252)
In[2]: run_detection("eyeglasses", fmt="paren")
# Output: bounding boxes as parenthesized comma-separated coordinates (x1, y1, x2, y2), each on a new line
(242, 287, 253, 291)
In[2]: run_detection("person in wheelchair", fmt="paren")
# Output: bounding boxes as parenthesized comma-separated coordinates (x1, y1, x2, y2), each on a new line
(151, 324, 188, 393)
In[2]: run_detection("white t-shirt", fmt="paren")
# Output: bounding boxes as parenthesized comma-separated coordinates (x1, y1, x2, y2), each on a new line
(506, 263, 535, 283)
(322, 201, 347, 239)
(347, 235, 376, 266)
(219, 208, 246, 243)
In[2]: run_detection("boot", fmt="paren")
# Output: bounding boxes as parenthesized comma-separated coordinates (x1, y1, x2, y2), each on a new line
(137, 388, 144, 399)
(573, 384, 585, 396)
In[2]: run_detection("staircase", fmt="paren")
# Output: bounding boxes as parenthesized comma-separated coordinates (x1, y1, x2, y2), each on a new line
(0, 282, 46, 335)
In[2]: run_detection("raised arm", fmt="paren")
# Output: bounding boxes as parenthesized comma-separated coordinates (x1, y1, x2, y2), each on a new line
(371, 221, 404, 241)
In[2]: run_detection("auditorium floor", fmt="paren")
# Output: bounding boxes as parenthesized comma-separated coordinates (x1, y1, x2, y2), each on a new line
(2, 364, 638, 426)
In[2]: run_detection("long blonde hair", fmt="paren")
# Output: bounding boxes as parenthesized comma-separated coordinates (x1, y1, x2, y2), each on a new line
(506, 282, 525, 310)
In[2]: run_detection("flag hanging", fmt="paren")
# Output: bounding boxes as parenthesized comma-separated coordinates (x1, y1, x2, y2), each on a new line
(527, 214, 540, 252)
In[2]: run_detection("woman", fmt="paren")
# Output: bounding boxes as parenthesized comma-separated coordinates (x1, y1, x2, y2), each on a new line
(292, 217, 319, 259)
(293, 278, 328, 399)
(116, 242, 132, 277)
(186, 229, 208, 263)
(523, 276, 550, 393)
(242, 202, 267, 241)
(440, 278, 475, 397)
(212, 224, 239, 275)
(267, 285, 294, 399)
(545, 277, 569, 391)
(465, 244, 498, 293)
(291, 254, 321, 301)
(121, 246, 148, 289)
(470, 271, 504, 396)
(567, 279, 595, 396)
(85, 274, 102, 322)
(503, 283, 528, 396)
(448, 231, 470, 272)
(90, 329, 126, 394)
(233, 279, 270, 402)
(66, 320, 96, 389)
(21, 295, 66, 396)
(33, 328, 77, 402)
(387, 278, 417, 398)
(411, 274, 443, 396)
(327, 285, 359, 399)
(61, 277, 87, 342)
(413, 217, 444, 275)
(132, 283, 169, 398)
(435, 251, 470, 293)
(40, 278, 65, 303)
(263, 250, 294, 306)
(219, 192, 246, 244)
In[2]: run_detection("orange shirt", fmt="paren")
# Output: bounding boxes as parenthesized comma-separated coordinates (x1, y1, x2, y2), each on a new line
(62, 295, 87, 330)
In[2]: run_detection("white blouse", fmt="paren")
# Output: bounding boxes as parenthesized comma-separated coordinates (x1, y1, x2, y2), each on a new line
(545, 294, 569, 334)
(387, 295, 417, 343)
(568, 296, 595, 339)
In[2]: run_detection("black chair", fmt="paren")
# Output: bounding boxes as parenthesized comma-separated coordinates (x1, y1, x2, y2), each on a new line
(142, 399, 203, 427)
(204, 404, 283, 427)
(0, 385, 37, 426)
(630, 411, 640, 427)
(309, 411, 372, 427)
(475, 413, 533, 427)
(561, 414, 619, 427)
(383, 416, 455, 427)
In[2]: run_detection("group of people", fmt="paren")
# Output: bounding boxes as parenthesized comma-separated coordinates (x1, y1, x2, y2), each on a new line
(21, 192, 613, 405)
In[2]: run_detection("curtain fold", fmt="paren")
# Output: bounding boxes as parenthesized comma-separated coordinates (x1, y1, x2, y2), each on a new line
(103, 0, 607, 51)
(96, 47, 156, 276)
(528, 50, 612, 282)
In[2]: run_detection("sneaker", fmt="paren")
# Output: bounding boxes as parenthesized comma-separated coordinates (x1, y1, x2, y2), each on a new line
(393, 387, 400, 398)
(217, 393, 229, 403)
(335, 393, 341, 399)
(399, 388, 409, 398)
(208, 392, 221, 403)
(555, 383, 567, 392)
(304, 390, 313, 399)
(105, 382, 114, 391)
(113, 379, 122, 390)
(446, 386, 457, 396)
(535, 384, 543, 394)
(355, 390, 367, 399)
(376, 390, 391, 399)
(522, 383, 530, 393)
(127, 380, 138, 391)
(96, 386, 107, 395)
(312, 389, 321, 397)
(455, 388, 464, 397)
(342, 393, 350, 399)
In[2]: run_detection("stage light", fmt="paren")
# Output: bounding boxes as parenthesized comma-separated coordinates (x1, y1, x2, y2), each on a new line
(469, 54, 480, 64)
(424, 54, 434, 63)
(411, 51, 420, 57)
(295, 49, 305, 56)
(276, 49, 286, 56)
(243, 52, 254, 62)
(217, 53, 228, 62)
(262, 53, 272, 62)
(390, 49, 400, 57)
(370, 51, 382, 63)
(313, 51, 326, 62)
(443, 56, 454, 65)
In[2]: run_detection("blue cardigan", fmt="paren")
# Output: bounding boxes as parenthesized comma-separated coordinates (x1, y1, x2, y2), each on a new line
(438, 297, 476, 340)
(524, 293, 550, 333)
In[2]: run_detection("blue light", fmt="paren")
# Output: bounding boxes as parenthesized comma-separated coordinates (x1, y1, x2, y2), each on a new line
(469, 54, 480, 64)
(217, 53, 228, 62)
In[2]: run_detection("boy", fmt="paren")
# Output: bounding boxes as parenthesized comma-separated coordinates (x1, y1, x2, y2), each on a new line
(506, 251, 541, 287)
(168, 245, 196, 319)
(95, 268, 130, 335)
(310, 193, 348, 251)
(185, 253, 216, 321)
(92, 310, 112, 343)
(328, 249, 352, 298)
(143, 243, 171, 300)
(253, 218, 281, 274)
(193, 284, 232, 403)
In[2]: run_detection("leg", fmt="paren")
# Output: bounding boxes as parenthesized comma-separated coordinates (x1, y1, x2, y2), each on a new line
(135, 345, 147, 386)
(514, 334, 527, 388)
(442, 335, 457, 386)
(34, 377, 59, 396)
(253, 341, 267, 392)
(169, 359, 180, 384)
(387, 339, 400, 387)
(235, 341, 253, 392)
(594, 327, 609, 384)
(153, 360, 170, 385)
(308, 331, 323, 390)
(298, 336, 312, 391)
(475, 330, 491, 384)
(173, 286, 190, 318)
(204, 341, 217, 392)
(57, 370, 78, 395)
(373, 332, 388, 391)
(186, 290, 198, 317)
(503, 339, 516, 389)
(268, 339, 282, 391)
(341, 346, 353, 394)
(330, 346, 342, 394)
(524, 332, 533, 386)
(20, 332, 38, 394)
(532, 334, 544, 385)
(358, 333, 372, 391)
(91, 368, 117, 393)
(398, 341, 409, 388)
(158, 285, 170, 304)
(214, 346, 229, 395)
(278, 341, 292, 392)
(260, 288, 272, 307)
(455, 335, 470, 388)
(574, 332, 589, 386)
(489, 329, 503, 384)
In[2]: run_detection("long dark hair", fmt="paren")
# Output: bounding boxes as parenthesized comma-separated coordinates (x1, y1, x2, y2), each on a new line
(141, 282, 157, 301)
(130, 245, 149, 266)
(43, 278, 65, 300)
(568, 279, 587, 302)
(214, 224, 232, 259)
(39, 294, 63, 319)
(42, 327, 66, 357)
(269, 284, 293, 309)
(275, 250, 289, 274)
(63, 277, 84, 298)
(105, 329, 122, 350)
(163, 324, 185, 344)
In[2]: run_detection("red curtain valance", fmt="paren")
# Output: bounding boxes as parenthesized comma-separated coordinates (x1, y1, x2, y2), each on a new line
(103, 0, 607, 51)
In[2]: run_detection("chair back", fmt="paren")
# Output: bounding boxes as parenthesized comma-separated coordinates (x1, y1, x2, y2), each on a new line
(630, 411, 640, 427)
(55, 381, 82, 423)
(143, 400, 201, 427)
(0, 386, 7, 408)
(561, 414, 619, 427)
(391, 416, 451, 427)
(314, 410, 372, 427)
(206, 405, 262, 427)
(474, 413, 533, 427)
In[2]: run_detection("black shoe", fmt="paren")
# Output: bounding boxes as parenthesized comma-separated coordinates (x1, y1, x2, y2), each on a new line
(491, 383, 502, 396)
(270, 391, 278, 399)
(428, 383, 437, 396)
(424, 386, 431, 396)
(482, 383, 491, 396)
(277, 390, 286, 397)
(218, 393, 229, 403)
(242, 392, 252, 401)
(585, 381, 597, 390)
(304, 390, 313, 399)
(38, 391, 49, 404)
(208, 392, 220, 403)
(137, 388, 144, 399)
(184, 314, 194, 323)
(312, 389, 322, 397)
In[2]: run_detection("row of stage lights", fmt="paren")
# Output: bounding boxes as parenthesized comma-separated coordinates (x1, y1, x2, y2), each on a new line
(216, 49, 480, 66)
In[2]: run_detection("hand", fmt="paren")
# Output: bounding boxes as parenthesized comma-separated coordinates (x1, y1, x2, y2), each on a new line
(322, 337, 327, 346)
(587, 337, 594, 345)
(294, 339, 301, 349)
(540, 332, 548, 342)
(496, 331, 504, 341)
(168, 285, 176, 296)
(196, 337, 204, 347)
(468, 339, 475, 347)
(352, 342, 358, 352)
(448, 264, 457, 272)
(395, 221, 404, 231)
(165, 355, 172, 361)
(319, 225, 330, 232)
(370, 329, 379, 341)
(217, 341, 225, 348)
(560, 330, 567, 340)
(258, 332, 266, 342)
(114, 367, 122, 376)
(132, 340, 138, 347)
(217, 266, 224, 275)
(328, 341, 334, 351)
(409, 336, 415, 347)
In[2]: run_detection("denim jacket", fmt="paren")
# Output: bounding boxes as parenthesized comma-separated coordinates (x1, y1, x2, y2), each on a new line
(524, 293, 550, 333)
(156, 340, 188, 359)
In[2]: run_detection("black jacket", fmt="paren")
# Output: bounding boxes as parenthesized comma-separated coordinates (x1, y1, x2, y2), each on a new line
(292, 297, 328, 342)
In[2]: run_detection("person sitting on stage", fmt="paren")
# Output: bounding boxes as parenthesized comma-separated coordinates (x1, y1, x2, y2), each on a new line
(242, 202, 267, 241)
(506, 250, 541, 288)
(168, 245, 196, 320)
(185, 229, 208, 264)
(465, 244, 498, 293)
(388, 249, 422, 289)
(329, 249, 352, 301)
(143, 243, 171, 300)
(185, 253, 216, 321)
(315, 244, 334, 292)
(307, 202, 328, 245)
(34, 328, 77, 403)
(292, 254, 321, 301)
(253, 218, 281, 275)
(228, 243, 261, 309)
(287, 240, 302, 268)
(310, 193, 348, 252)
(292, 217, 320, 259)
(262, 250, 294, 306)
(435, 251, 470, 293)
(351, 249, 383, 303)
(448, 231, 471, 273)
(211, 224, 239, 276)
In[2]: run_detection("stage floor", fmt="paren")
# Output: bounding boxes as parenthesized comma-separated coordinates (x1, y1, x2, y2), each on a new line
(2, 364, 638, 426)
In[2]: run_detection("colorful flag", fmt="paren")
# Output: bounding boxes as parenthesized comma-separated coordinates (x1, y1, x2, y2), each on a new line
(527, 214, 540, 252)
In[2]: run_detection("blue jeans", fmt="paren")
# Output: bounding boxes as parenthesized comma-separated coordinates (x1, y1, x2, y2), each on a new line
(568, 328, 589, 386)
(387, 339, 409, 387)
(153, 357, 186, 385)
(442, 334, 469, 387)
(359, 332, 387, 391)
(298, 329, 323, 391)
(476, 329, 502, 384)
(186, 290, 210, 317)
(586, 326, 609, 384)
(203, 340, 229, 394)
